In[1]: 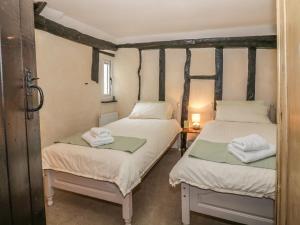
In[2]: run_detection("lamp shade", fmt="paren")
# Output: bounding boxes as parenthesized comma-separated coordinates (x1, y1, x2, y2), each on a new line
(192, 113, 201, 123)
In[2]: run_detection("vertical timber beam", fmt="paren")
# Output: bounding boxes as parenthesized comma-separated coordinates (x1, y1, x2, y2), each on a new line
(247, 47, 256, 100)
(159, 48, 166, 101)
(91, 47, 99, 83)
(181, 48, 191, 127)
(180, 49, 191, 150)
(137, 49, 142, 101)
(33, 1, 47, 15)
(214, 48, 224, 109)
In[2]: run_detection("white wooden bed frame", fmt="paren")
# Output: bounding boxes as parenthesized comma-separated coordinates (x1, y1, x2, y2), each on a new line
(181, 183, 274, 225)
(44, 134, 179, 225)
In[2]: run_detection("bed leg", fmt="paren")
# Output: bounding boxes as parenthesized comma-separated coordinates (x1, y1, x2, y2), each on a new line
(122, 192, 133, 225)
(44, 170, 54, 206)
(182, 183, 190, 225)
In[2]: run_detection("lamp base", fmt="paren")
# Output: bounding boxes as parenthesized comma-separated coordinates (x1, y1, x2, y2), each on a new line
(192, 124, 201, 130)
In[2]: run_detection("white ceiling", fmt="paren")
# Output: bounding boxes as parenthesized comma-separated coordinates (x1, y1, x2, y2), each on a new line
(40, 0, 276, 44)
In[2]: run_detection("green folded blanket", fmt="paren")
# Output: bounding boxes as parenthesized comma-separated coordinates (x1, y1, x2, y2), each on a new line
(189, 139, 276, 170)
(56, 133, 147, 153)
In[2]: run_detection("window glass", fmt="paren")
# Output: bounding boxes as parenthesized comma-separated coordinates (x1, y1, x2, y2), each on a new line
(103, 62, 111, 95)
(102, 60, 112, 98)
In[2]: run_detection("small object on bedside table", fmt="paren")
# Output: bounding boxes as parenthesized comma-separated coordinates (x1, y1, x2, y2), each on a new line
(191, 113, 201, 130)
(180, 127, 201, 156)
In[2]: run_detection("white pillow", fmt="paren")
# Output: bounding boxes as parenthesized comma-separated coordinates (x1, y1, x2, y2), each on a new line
(129, 102, 173, 120)
(215, 100, 271, 123)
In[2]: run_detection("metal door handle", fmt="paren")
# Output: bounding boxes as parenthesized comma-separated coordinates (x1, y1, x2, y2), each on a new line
(25, 68, 44, 119)
(27, 84, 44, 112)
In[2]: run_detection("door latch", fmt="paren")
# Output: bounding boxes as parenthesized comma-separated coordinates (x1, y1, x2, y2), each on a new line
(25, 68, 44, 120)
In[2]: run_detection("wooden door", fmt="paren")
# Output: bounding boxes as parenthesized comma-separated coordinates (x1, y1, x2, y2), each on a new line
(277, 0, 300, 224)
(0, 0, 46, 224)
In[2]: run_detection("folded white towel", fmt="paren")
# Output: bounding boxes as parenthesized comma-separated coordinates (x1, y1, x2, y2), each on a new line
(228, 144, 276, 163)
(231, 134, 269, 152)
(82, 131, 114, 147)
(90, 127, 112, 137)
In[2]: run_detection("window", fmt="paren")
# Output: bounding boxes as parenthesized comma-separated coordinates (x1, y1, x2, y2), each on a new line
(102, 59, 113, 99)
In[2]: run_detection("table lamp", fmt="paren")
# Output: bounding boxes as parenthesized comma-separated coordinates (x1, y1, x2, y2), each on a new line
(191, 113, 201, 130)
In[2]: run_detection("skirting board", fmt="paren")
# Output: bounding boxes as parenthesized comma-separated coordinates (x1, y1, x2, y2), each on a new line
(181, 183, 274, 225)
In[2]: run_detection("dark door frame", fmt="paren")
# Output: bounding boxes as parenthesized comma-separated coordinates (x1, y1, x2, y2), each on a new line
(0, 0, 46, 224)
(0, 28, 12, 225)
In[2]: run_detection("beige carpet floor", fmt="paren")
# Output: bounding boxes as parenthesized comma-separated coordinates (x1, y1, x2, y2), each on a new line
(46, 149, 239, 225)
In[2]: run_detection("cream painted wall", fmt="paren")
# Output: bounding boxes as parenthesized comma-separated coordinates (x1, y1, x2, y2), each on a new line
(165, 49, 185, 121)
(35, 30, 116, 147)
(140, 50, 159, 101)
(114, 48, 277, 126)
(35, 29, 276, 147)
(114, 49, 139, 118)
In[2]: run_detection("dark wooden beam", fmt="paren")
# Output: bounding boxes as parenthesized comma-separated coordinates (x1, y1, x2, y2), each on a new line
(181, 48, 191, 127)
(137, 49, 142, 101)
(34, 1, 47, 15)
(91, 47, 99, 83)
(101, 99, 118, 104)
(189, 75, 216, 80)
(214, 48, 224, 109)
(34, 15, 117, 51)
(118, 35, 276, 50)
(247, 47, 257, 100)
(99, 50, 115, 57)
(180, 48, 191, 150)
(159, 49, 166, 101)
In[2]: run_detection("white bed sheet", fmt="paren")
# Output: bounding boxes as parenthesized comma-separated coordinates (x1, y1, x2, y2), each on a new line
(169, 120, 276, 199)
(43, 118, 181, 196)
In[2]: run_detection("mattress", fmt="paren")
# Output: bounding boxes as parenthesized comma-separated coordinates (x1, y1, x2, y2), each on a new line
(169, 120, 276, 199)
(43, 117, 181, 196)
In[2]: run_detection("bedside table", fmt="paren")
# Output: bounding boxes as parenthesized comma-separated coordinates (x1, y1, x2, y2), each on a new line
(180, 127, 201, 156)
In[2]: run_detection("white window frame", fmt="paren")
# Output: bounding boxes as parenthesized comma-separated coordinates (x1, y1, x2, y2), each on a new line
(100, 56, 114, 101)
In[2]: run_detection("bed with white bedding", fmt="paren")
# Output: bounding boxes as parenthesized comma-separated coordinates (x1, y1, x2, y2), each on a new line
(170, 120, 276, 199)
(43, 112, 181, 225)
(170, 101, 277, 225)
